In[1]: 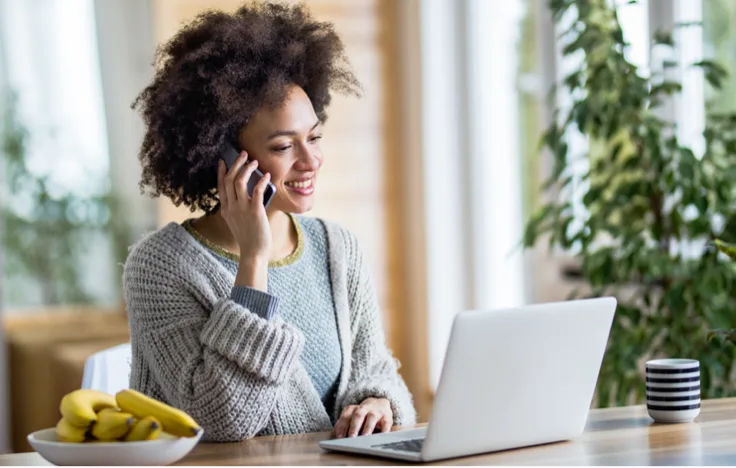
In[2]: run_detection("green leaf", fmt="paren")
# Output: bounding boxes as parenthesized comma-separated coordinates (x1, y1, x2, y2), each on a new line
(662, 59, 678, 69)
(564, 71, 583, 90)
(612, 27, 624, 44)
(711, 239, 736, 260)
(693, 60, 730, 89)
(650, 81, 682, 97)
(523, 204, 554, 247)
(573, 101, 589, 131)
(695, 197, 708, 214)
(558, 216, 575, 248)
(674, 21, 702, 28)
(680, 159, 695, 180)
(653, 30, 674, 46)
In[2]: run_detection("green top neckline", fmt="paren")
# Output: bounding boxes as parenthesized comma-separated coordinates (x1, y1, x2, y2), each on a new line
(182, 213, 304, 268)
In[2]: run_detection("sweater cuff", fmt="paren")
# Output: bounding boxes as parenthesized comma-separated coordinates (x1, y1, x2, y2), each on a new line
(230, 286, 280, 320)
(200, 300, 305, 384)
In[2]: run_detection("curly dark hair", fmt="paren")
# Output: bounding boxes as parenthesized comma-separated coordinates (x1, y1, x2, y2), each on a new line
(132, 1, 360, 213)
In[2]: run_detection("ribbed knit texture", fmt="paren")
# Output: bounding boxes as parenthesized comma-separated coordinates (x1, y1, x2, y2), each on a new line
(123, 217, 416, 442)
(229, 287, 280, 320)
(199, 216, 342, 417)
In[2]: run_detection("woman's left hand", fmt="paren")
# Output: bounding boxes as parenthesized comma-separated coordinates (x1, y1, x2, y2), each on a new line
(333, 398, 393, 438)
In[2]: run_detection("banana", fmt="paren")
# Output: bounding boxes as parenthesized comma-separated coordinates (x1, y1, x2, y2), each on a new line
(56, 417, 87, 443)
(124, 415, 162, 441)
(90, 409, 135, 441)
(116, 389, 202, 437)
(59, 389, 117, 428)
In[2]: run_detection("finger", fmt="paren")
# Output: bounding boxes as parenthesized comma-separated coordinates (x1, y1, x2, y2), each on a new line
(333, 418, 348, 439)
(379, 413, 393, 433)
(251, 172, 271, 207)
(217, 160, 228, 208)
(360, 412, 380, 436)
(334, 406, 356, 439)
(224, 150, 249, 181)
(234, 160, 258, 203)
(348, 408, 367, 438)
(225, 151, 249, 201)
(334, 407, 356, 439)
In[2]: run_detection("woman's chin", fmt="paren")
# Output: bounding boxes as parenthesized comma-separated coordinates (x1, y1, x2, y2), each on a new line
(269, 191, 315, 214)
(289, 203, 314, 214)
(278, 199, 314, 214)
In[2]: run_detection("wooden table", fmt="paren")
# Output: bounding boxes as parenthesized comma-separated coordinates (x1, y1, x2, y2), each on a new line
(3, 398, 736, 465)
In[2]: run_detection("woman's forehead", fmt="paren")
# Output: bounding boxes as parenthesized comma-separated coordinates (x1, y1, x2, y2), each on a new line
(244, 86, 319, 136)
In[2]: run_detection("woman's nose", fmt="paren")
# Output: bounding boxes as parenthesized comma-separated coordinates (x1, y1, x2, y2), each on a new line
(296, 146, 321, 171)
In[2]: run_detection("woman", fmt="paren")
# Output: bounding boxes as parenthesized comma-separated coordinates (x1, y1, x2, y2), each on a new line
(123, 1, 416, 443)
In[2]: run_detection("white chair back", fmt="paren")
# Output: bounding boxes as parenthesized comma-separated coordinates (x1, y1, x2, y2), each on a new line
(81, 343, 132, 395)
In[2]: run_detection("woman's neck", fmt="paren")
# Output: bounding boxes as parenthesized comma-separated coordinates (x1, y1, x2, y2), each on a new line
(267, 210, 297, 260)
(194, 209, 297, 262)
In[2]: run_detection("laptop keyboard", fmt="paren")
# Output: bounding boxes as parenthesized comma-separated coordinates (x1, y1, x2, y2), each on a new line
(372, 438, 425, 453)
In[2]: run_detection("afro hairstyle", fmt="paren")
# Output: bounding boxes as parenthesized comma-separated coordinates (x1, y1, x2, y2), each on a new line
(132, 1, 361, 213)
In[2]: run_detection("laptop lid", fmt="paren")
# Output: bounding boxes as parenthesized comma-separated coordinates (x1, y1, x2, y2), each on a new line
(420, 297, 616, 461)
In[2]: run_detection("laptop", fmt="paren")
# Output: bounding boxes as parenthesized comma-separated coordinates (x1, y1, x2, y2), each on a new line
(319, 297, 617, 462)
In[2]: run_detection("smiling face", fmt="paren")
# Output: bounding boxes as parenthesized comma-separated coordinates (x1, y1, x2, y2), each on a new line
(237, 85, 324, 214)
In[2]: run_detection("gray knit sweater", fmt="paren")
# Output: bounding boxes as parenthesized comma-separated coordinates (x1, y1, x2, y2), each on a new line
(185, 216, 342, 417)
(123, 217, 416, 442)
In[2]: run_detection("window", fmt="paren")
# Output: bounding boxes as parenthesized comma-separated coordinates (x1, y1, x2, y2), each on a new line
(0, 0, 118, 309)
(413, 0, 529, 388)
(703, 0, 736, 117)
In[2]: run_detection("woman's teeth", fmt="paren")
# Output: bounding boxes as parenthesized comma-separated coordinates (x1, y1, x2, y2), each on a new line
(285, 179, 313, 189)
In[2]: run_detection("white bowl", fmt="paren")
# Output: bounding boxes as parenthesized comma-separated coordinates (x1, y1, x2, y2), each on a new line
(27, 428, 203, 466)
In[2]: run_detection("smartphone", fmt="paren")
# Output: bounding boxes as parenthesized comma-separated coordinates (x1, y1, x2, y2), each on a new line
(220, 144, 276, 208)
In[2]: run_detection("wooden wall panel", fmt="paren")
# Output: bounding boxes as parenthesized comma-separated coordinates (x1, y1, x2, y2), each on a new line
(150, 0, 428, 419)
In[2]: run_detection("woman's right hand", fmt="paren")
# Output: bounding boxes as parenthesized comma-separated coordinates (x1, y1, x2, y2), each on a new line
(217, 151, 273, 268)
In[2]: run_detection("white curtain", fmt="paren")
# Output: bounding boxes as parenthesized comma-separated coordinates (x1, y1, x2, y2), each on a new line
(0, 0, 117, 308)
(412, 0, 527, 389)
(1, 0, 109, 192)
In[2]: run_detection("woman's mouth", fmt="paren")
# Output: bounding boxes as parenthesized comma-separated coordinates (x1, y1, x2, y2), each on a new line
(284, 178, 314, 195)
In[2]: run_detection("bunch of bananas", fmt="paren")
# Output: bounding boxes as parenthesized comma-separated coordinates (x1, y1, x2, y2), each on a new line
(55, 389, 201, 443)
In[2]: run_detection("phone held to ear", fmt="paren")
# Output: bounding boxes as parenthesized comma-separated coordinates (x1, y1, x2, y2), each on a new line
(220, 144, 276, 209)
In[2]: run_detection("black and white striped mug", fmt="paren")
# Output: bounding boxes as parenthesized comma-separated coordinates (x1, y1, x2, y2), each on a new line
(645, 358, 700, 423)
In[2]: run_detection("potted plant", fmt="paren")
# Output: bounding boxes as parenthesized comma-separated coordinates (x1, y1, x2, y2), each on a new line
(524, 0, 736, 406)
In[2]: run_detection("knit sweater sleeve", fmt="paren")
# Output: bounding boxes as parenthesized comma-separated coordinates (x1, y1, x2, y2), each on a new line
(123, 237, 305, 442)
(336, 230, 417, 426)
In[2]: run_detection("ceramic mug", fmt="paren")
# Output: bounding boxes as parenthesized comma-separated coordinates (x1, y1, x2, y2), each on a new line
(645, 358, 700, 423)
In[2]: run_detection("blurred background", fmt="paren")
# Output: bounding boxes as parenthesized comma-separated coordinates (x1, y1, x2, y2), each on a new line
(1, 0, 735, 454)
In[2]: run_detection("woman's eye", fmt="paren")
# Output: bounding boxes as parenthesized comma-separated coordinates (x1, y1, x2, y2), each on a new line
(273, 145, 291, 153)
(310, 135, 323, 143)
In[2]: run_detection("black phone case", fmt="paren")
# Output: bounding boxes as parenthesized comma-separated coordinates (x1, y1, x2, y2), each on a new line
(220, 145, 276, 208)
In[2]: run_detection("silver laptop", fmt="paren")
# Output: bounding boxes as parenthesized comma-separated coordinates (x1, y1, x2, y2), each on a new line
(320, 297, 617, 462)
